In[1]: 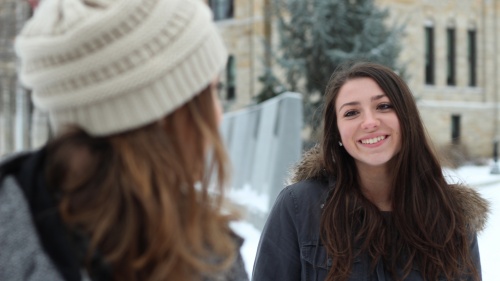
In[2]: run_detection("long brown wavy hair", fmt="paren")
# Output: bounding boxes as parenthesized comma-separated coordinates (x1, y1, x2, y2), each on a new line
(320, 62, 479, 281)
(45, 87, 236, 281)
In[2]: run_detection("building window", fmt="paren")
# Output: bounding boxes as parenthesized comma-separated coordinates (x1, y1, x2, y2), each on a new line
(208, 0, 234, 21)
(451, 114, 461, 144)
(468, 29, 477, 87)
(446, 28, 456, 86)
(226, 55, 236, 100)
(425, 26, 435, 85)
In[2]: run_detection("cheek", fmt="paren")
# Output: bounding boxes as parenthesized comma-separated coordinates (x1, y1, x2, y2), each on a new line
(337, 121, 353, 143)
(390, 117, 402, 140)
(395, 126, 402, 150)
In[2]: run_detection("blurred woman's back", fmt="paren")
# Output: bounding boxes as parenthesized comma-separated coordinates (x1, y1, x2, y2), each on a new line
(0, 0, 248, 280)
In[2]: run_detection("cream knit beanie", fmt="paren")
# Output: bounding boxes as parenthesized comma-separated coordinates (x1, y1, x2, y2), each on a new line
(15, 0, 228, 136)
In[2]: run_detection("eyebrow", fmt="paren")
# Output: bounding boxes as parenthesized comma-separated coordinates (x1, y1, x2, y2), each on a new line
(338, 94, 387, 111)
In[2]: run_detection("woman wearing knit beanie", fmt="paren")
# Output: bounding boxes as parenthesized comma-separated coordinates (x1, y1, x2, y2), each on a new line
(0, 0, 249, 280)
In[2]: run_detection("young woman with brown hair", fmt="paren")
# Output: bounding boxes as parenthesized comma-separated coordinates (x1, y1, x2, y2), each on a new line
(0, 0, 248, 280)
(253, 62, 489, 281)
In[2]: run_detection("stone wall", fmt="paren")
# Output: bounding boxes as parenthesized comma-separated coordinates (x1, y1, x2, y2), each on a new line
(376, 0, 500, 158)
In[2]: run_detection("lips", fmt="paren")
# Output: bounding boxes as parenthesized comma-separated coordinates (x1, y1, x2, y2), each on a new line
(359, 135, 387, 144)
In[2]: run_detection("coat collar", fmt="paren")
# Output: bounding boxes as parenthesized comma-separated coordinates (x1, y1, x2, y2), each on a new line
(287, 145, 490, 232)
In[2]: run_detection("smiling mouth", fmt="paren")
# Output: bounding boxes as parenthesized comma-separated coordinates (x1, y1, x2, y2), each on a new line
(360, 135, 387, 144)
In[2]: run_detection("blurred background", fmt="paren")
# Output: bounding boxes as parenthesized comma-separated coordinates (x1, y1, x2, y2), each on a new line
(1, 0, 499, 279)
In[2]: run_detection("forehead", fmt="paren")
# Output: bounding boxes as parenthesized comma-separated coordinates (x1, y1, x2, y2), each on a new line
(335, 77, 387, 108)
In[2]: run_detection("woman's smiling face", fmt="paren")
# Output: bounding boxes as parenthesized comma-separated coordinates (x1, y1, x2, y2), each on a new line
(335, 77, 401, 170)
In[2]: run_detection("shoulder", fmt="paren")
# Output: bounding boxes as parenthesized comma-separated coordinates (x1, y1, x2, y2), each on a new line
(203, 233, 249, 281)
(448, 184, 490, 232)
(214, 237, 249, 281)
(0, 176, 26, 208)
(287, 145, 328, 184)
(0, 176, 63, 280)
(269, 179, 331, 233)
(275, 179, 330, 213)
(286, 179, 331, 206)
(0, 151, 31, 177)
(0, 151, 31, 202)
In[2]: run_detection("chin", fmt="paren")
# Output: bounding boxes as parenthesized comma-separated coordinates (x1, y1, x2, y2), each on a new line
(356, 157, 395, 168)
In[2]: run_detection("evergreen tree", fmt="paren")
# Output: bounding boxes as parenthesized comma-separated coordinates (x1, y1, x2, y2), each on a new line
(257, 0, 405, 138)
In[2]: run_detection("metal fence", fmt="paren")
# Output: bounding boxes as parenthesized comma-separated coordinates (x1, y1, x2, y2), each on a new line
(221, 92, 303, 229)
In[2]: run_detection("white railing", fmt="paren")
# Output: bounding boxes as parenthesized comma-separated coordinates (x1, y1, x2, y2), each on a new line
(221, 92, 303, 229)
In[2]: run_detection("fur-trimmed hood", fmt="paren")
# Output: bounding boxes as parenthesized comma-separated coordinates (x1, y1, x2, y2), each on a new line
(288, 146, 490, 233)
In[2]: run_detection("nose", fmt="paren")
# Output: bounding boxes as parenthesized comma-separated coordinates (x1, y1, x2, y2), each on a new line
(361, 112, 380, 130)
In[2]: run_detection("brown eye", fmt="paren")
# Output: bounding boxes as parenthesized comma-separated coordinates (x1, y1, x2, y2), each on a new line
(344, 110, 358, 117)
(377, 103, 393, 111)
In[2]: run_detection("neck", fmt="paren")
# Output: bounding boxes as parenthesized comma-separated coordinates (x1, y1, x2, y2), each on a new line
(356, 163, 393, 211)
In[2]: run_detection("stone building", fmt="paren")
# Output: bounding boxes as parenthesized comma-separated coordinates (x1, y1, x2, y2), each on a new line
(0, 0, 49, 157)
(208, 0, 271, 111)
(0, 0, 32, 156)
(213, 0, 500, 160)
(375, 0, 500, 161)
(2, 0, 499, 160)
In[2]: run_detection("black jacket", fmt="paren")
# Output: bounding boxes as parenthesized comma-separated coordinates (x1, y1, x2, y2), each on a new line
(252, 147, 489, 281)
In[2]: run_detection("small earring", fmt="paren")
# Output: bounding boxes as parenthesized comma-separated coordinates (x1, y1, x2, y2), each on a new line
(338, 141, 343, 147)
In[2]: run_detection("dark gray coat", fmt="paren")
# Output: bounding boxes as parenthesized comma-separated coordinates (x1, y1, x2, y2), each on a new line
(252, 147, 489, 281)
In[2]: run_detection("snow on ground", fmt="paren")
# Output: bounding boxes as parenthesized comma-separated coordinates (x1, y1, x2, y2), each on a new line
(228, 184, 270, 214)
(231, 163, 500, 280)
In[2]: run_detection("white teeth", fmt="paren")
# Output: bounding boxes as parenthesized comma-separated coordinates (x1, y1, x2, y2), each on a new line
(361, 136, 386, 144)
